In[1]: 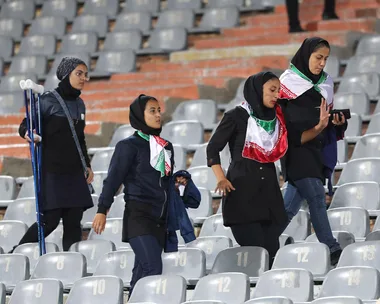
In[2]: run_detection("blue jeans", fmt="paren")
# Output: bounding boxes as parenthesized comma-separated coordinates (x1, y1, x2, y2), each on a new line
(129, 235, 163, 297)
(283, 178, 341, 253)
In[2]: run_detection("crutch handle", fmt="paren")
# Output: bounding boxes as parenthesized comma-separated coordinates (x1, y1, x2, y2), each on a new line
(19, 80, 27, 90)
(25, 79, 44, 94)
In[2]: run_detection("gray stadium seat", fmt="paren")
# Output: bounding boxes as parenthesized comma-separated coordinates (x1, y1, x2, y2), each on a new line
(172, 99, 218, 130)
(272, 243, 330, 281)
(187, 187, 213, 224)
(344, 54, 380, 76)
(372, 217, 380, 231)
(8, 55, 47, 76)
(156, 10, 195, 29)
(211, 246, 269, 283)
(0, 36, 14, 59)
(337, 158, 380, 186)
(83, 0, 120, 17)
(356, 35, 380, 55)
(189, 272, 250, 304)
(191, 7, 239, 32)
(187, 236, 233, 271)
(18, 35, 56, 56)
(109, 124, 135, 146)
(0, 247, 3, 254)
(0, 176, 16, 201)
(253, 268, 314, 302)
(81, 195, 99, 228)
(312, 296, 363, 304)
(173, 144, 187, 170)
(333, 92, 371, 120)
(161, 120, 204, 151)
(366, 113, 380, 135)
(207, 0, 243, 8)
(3, 198, 36, 227)
(91, 148, 115, 172)
(91, 50, 136, 77)
(88, 218, 126, 249)
(283, 210, 311, 241)
(113, 12, 152, 33)
(41, 0, 77, 21)
(191, 143, 231, 170)
(124, 0, 160, 14)
(245, 297, 294, 304)
(162, 248, 206, 285)
(0, 74, 38, 93)
(166, 0, 202, 11)
(0, 18, 23, 40)
(28, 16, 67, 38)
(331, 182, 380, 217)
(327, 207, 370, 240)
(16, 176, 34, 199)
(14, 242, 59, 273)
(92, 171, 108, 195)
(305, 231, 355, 250)
(319, 266, 380, 300)
(0, 254, 29, 292)
(279, 234, 294, 248)
(0, 283, 4, 304)
(106, 194, 124, 218)
(324, 55, 340, 79)
(138, 28, 188, 55)
(337, 139, 348, 169)
(69, 240, 116, 274)
(43, 74, 60, 91)
(366, 230, 380, 241)
(45, 223, 64, 251)
(187, 166, 221, 195)
(182, 301, 226, 304)
(65, 275, 123, 304)
(0, 220, 28, 253)
(337, 241, 380, 272)
(71, 15, 108, 38)
(128, 274, 187, 304)
(8, 278, 63, 304)
(0, 1, 35, 21)
(93, 249, 134, 287)
(337, 73, 380, 99)
(345, 113, 362, 143)
(199, 214, 237, 244)
(31, 252, 86, 289)
(101, 31, 142, 52)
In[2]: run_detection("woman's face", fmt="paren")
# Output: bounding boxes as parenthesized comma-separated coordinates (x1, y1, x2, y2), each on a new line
(69, 64, 89, 90)
(262, 78, 281, 109)
(309, 46, 330, 75)
(144, 99, 162, 129)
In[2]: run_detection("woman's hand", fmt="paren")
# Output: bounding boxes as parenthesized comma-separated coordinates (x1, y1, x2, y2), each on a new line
(215, 178, 235, 196)
(332, 112, 346, 126)
(86, 167, 94, 184)
(24, 131, 41, 143)
(175, 176, 188, 189)
(92, 213, 106, 234)
(316, 98, 330, 131)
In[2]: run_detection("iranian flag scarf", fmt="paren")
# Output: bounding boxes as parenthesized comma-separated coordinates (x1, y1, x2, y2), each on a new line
(241, 101, 288, 163)
(279, 63, 334, 106)
(137, 131, 171, 177)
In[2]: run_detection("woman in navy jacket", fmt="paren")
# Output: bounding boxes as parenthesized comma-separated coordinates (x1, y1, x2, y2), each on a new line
(92, 94, 200, 296)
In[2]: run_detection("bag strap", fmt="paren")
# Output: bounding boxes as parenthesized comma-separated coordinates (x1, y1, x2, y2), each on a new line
(52, 90, 88, 175)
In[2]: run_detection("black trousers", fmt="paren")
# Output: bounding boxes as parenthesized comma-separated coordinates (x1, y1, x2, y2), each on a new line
(286, 0, 336, 29)
(230, 221, 282, 266)
(17, 207, 84, 251)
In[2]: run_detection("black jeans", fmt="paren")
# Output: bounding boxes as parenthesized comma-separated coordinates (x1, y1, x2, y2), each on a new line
(17, 207, 84, 251)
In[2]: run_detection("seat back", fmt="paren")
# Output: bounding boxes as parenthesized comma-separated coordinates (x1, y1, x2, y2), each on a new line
(0, 254, 29, 291)
(0, 220, 28, 253)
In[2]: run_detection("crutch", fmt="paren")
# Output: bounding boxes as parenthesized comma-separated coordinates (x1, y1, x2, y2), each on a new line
(20, 79, 46, 256)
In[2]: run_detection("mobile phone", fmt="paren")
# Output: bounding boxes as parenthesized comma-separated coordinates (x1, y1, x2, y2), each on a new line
(330, 109, 351, 120)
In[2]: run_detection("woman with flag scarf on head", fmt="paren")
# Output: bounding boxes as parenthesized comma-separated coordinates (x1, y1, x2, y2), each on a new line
(279, 37, 347, 266)
(92, 94, 200, 297)
(207, 72, 288, 266)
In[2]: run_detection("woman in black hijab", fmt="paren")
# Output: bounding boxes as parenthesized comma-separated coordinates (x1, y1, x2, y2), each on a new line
(207, 72, 288, 265)
(279, 37, 347, 266)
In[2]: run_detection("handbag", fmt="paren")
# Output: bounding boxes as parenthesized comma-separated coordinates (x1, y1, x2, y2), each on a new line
(52, 90, 95, 194)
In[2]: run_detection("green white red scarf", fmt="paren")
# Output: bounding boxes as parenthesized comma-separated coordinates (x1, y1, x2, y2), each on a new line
(279, 63, 334, 106)
(138, 131, 171, 177)
(241, 101, 288, 163)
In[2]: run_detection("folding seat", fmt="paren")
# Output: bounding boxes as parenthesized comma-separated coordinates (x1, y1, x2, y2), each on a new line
(182, 301, 225, 304)
(28, 16, 66, 38)
(69, 240, 116, 274)
(45, 223, 64, 251)
(337, 241, 380, 272)
(0, 254, 29, 292)
(0, 36, 14, 59)
(31, 252, 86, 289)
(199, 214, 237, 244)
(8, 278, 63, 304)
(101, 31, 142, 52)
(0, 1, 35, 21)
(156, 9, 195, 30)
(185, 272, 250, 304)
(207, 0, 244, 8)
(0, 220, 28, 253)
(324, 55, 340, 79)
(18, 35, 56, 56)
(305, 231, 355, 250)
(71, 15, 108, 38)
(272, 243, 330, 281)
(190, 7, 239, 33)
(91, 171, 108, 195)
(82, 0, 120, 17)
(253, 268, 314, 302)
(81, 195, 99, 229)
(109, 124, 135, 146)
(138, 28, 187, 55)
(166, 0, 202, 11)
(90, 50, 136, 77)
(327, 207, 370, 240)
(356, 35, 380, 55)
(0, 176, 16, 201)
(106, 194, 124, 218)
(211, 246, 269, 283)
(337, 158, 380, 186)
(41, 0, 77, 21)
(0, 247, 3, 254)
(8, 55, 47, 77)
(191, 143, 231, 170)
(113, 12, 152, 33)
(337, 73, 380, 100)
(187, 187, 213, 224)
(334, 92, 370, 120)
(312, 296, 363, 304)
(161, 121, 204, 151)
(93, 249, 135, 287)
(245, 297, 294, 304)
(319, 266, 380, 300)
(91, 148, 115, 172)
(187, 166, 222, 196)
(124, 0, 160, 14)
(365, 113, 380, 135)
(366, 231, 380, 241)
(283, 210, 311, 241)
(344, 55, 380, 77)
(0, 283, 4, 304)
(279, 234, 294, 248)
(173, 144, 187, 170)
(88, 218, 125, 249)
(0, 74, 38, 93)
(187, 236, 233, 271)
(3, 198, 37, 227)
(43, 74, 60, 91)
(336, 138, 348, 169)
(16, 176, 34, 199)
(0, 18, 23, 40)
(344, 113, 362, 143)
(162, 248, 206, 285)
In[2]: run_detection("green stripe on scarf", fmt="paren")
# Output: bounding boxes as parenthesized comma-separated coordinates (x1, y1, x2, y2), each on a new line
(290, 63, 327, 93)
(250, 114, 276, 134)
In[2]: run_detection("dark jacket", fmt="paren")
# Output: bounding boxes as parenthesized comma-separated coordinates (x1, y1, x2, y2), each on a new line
(165, 170, 201, 253)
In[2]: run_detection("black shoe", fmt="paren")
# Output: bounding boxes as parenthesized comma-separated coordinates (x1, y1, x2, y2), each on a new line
(330, 249, 342, 266)
(322, 12, 339, 20)
(289, 26, 307, 33)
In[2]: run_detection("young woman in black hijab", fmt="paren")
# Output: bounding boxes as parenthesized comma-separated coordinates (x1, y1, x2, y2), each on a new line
(207, 72, 288, 265)
(279, 37, 347, 265)
(13, 57, 94, 252)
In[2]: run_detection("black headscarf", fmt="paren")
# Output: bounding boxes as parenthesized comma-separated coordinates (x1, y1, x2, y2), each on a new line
(291, 37, 330, 84)
(243, 71, 279, 121)
(129, 94, 161, 136)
